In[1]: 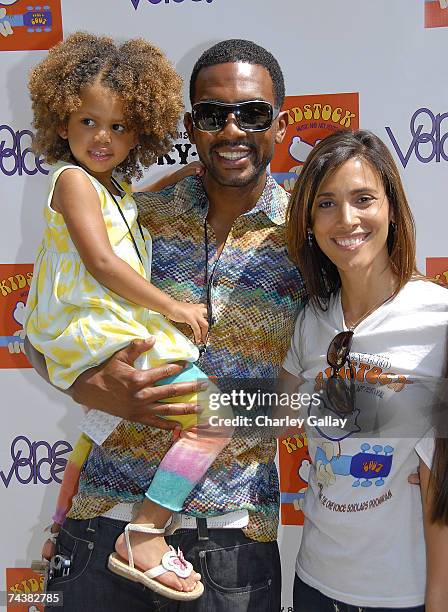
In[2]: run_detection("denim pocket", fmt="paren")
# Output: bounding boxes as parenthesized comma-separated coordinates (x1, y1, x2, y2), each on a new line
(197, 541, 275, 610)
(47, 524, 94, 587)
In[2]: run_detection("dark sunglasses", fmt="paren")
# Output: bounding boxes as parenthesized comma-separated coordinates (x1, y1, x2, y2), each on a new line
(326, 331, 356, 415)
(191, 100, 277, 133)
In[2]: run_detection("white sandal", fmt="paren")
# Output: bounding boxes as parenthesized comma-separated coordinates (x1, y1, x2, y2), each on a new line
(108, 523, 204, 601)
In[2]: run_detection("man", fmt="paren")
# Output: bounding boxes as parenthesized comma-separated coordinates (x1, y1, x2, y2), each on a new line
(29, 39, 305, 611)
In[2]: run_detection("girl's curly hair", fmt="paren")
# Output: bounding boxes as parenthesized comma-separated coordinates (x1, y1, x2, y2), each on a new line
(28, 32, 183, 180)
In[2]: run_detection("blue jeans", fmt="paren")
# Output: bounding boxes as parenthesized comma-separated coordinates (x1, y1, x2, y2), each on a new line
(293, 575, 425, 612)
(45, 516, 281, 612)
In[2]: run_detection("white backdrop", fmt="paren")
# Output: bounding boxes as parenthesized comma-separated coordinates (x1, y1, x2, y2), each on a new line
(1, 1, 447, 609)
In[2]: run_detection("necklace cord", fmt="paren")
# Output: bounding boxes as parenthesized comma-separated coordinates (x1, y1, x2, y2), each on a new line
(200, 218, 227, 356)
(70, 161, 146, 266)
(105, 177, 146, 266)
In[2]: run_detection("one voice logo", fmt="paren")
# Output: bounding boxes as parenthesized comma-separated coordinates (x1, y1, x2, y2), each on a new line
(0, 125, 48, 176)
(130, 0, 213, 8)
(0, 435, 72, 487)
(385, 108, 448, 168)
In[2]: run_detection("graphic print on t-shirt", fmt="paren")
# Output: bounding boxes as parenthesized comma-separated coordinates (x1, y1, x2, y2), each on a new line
(313, 440, 394, 489)
(307, 349, 408, 493)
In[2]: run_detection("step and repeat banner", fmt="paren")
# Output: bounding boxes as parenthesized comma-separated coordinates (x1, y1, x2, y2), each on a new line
(1, 0, 447, 609)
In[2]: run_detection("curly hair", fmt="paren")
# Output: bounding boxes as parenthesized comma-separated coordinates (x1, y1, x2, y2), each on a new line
(28, 32, 183, 180)
(189, 39, 285, 108)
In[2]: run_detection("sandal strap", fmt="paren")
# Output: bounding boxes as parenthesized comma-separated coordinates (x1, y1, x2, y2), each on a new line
(124, 523, 166, 569)
(164, 513, 181, 536)
(144, 564, 167, 579)
(144, 546, 193, 580)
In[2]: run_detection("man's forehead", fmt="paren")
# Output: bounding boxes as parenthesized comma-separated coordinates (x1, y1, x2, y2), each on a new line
(193, 62, 275, 104)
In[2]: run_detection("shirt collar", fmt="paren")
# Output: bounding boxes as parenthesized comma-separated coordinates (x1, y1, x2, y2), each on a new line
(164, 173, 288, 226)
(246, 174, 289, 226)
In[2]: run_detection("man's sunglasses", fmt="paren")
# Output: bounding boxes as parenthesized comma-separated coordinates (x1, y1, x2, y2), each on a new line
(326, 331, 356, 415)
(191, 100, 278, 133)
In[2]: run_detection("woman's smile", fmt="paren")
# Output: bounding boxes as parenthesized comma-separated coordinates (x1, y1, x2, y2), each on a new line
(331, 232, 370, 250)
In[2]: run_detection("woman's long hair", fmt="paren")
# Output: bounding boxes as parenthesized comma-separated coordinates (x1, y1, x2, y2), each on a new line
(429, 345, 448, 524)
(430, 439, 448, 524)
(286, 129, 418, 310)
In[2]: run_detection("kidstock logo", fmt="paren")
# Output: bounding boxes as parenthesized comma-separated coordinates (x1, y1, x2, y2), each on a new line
(0, 125, 49, 176)
(0, 435, 72, 487)
(385, 108, 448, 168)
(130, 0, 213, 7)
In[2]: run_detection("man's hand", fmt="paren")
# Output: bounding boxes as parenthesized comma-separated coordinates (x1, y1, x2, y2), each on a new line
(71, 338, 206, 429)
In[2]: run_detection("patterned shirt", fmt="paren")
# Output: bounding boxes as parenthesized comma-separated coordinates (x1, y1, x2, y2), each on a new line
(69, 174, 306, 541)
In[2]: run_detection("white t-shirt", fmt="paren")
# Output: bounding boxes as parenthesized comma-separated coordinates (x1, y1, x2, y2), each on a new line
(283, 279, 448, 608)
(415, 435, 435, 469)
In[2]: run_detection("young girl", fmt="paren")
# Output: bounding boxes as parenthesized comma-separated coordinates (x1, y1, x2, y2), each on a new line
(282, 129, 448, 611)
(25, 32, 230, 602)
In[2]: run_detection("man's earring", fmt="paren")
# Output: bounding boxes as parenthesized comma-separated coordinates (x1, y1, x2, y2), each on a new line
(307, 229, 314, 248)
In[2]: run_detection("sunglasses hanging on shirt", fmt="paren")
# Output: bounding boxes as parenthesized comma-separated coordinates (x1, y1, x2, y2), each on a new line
(325, 330, 356, 415)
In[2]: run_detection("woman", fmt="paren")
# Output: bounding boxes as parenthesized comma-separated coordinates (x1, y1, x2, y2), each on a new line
(282, 129, 448, 611)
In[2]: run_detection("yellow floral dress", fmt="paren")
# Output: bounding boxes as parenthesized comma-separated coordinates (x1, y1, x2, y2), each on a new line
(25, 164, 229, 517)
(24, 162, 199, 392)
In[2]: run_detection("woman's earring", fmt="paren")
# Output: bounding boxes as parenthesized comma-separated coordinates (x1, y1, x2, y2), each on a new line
(307, 229, 314, 248)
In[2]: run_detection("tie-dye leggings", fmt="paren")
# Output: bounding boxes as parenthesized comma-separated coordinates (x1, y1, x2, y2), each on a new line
(52, 363, 232, 524)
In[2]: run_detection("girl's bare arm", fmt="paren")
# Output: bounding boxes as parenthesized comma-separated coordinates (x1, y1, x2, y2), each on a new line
(134, 161, 204, 193)
(53, 169, 207, 342)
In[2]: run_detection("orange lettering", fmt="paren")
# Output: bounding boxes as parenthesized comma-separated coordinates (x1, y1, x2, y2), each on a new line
(387, 374, 410, 392)
(356, 362, 370, 382)
(365, 366, 382, 385)
(378, 372, 392, 386)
